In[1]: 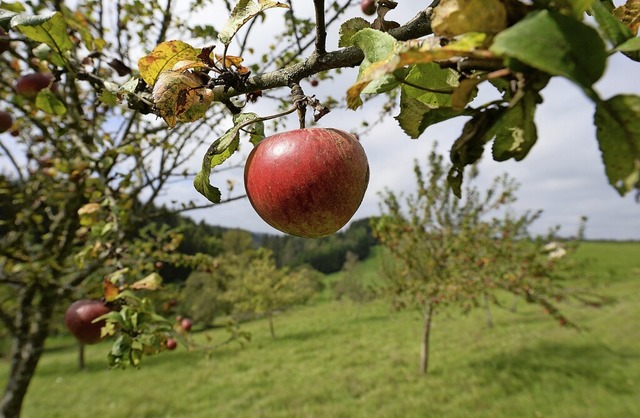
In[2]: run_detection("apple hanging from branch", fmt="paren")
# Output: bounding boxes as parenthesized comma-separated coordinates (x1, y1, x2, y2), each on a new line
(63, 299, 111, 345)
(244, 128, 369, 238)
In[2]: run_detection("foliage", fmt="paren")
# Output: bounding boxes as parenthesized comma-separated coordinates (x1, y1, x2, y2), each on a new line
(333, 251, 376, 303)
(222, 249, 320, 338)
(372, 146, 609, 373)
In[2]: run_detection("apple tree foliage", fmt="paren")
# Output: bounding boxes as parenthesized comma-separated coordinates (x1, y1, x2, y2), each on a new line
(372, 145, 611, 374)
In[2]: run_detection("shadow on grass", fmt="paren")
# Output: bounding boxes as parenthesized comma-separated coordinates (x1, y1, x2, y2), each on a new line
(470, 341, 638, 395)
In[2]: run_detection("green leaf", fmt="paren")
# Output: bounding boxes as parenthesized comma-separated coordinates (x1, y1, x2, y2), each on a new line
(594, 94, 640, 195)
(218, 0, 288, 45)
(591, 0, 634, 47)
(490, 90, 540, 161)
(396, 84, 463, 138)
(403, 63, 459, 106)
(338, 18, 370, 48)
(98, 90, 118, 107)
(615, 36, 640, 52)
(35, 88, 66, 115)
(12, 11, 74, 54)
(448, 108, 503, 197)
(347, 28, 398, 109)
(194, 113, 262, 203)
(490, 10, 607, 88)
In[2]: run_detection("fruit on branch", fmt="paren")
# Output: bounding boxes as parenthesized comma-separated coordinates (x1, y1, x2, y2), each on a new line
(0, 110, 13, 133)
(63, 299, 111, 345)
(165, 338, 177, 350)
(15, 72, 57, 97)
(310, 79, 319, 87)
(361, 0, 376, 15)
(244, 128, 369, 238)
(180, 317, 193, 332)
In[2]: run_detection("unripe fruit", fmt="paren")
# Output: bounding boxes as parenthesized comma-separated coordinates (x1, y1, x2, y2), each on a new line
(0, 110, 13, 133)
(15, 72, 56, 98)
(361, 0, 376, 15)
(64, 299, 111, 345)
(244, 128, 369, 238)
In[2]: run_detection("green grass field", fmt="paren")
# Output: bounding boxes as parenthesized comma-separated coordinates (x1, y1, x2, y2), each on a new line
(2, 241, 639, 417)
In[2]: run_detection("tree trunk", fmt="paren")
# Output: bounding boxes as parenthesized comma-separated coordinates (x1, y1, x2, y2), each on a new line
(483, 293, 494, 329)
(419, 302, 434, 375)
(78, 343, 86, 371)
(1, 287, 56, 418)
(511, 294, 519, 312)
(268, 313, 276, 339)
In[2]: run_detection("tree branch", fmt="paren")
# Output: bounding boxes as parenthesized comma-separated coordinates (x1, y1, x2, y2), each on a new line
(313, 0, 327, 54)
(214, 8, 433, 100)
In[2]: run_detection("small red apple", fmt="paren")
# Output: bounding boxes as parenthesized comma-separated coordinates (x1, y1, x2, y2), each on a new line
(165, 338, 177, 350)
(64, 299, 111, 345)
(0, 110, 13, 133)
(361, 0, 376, 15)
(180, 317, 193, 332)
(244, 128, 369, 238)
(15, 72, 56, 98)
(310, 78, 319, 87)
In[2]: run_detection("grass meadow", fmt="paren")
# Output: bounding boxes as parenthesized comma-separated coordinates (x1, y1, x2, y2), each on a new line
(1, 241, 639, 417)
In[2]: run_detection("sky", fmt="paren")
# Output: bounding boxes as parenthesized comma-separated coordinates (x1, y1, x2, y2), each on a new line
(161, 1, 640, 240)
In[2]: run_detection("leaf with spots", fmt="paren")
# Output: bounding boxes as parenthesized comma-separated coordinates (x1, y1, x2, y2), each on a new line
(594, 94, 640, 195)
(490, 89, 540, 162)
(152, 60, 214, 128)
(138, 40, 201, 86)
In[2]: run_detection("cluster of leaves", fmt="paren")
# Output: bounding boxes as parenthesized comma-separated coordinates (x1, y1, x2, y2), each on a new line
(373, 145, 611, 372)
(344, 0, 640, 196)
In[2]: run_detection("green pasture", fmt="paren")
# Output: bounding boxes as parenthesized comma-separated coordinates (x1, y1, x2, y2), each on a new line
(2, 241, 639, 417)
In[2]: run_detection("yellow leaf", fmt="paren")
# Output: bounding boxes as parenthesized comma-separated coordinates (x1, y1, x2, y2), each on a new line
(138, 40, 201, 86)
(131, 273, 163, 291)
(431, 0, 507, 37)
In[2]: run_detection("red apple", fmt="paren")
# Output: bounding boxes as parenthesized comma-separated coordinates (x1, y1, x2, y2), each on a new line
(15, 72, 56, 97)
(0, 110, 12, 133)
(165, 338, 177, 350)
(64, 299, 111, 345)
(310, 78, 319, 87)
(244, 128, 369, 238)
(361, 0, 376, 15)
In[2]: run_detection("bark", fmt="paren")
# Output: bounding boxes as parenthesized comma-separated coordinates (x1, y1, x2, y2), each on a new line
(483, 293, 494, 329)
(419, 302, 434, 375)
(1, 287, 57, 418)
(78, 343, 86, 371)
(268, 314, 276, 339)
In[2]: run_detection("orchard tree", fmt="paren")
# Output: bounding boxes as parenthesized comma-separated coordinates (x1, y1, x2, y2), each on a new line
(373, 146, 609, 375)
(222, 250, 319, 338)
(0, 0, 638, 416)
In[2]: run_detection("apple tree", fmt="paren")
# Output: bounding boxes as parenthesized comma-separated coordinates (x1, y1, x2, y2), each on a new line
(372, 146, 610, 374)
(220, 249, 320, 338)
